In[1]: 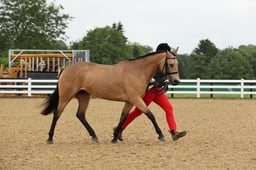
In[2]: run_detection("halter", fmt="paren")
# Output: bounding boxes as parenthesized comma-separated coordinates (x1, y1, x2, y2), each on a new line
(162, 52, 179, 77)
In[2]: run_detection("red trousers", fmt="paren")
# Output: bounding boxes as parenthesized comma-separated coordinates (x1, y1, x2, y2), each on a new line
(121, 87, 177, 130)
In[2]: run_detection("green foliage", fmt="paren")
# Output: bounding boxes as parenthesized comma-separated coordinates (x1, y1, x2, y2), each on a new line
(238, 45, 256, 78)
(181, 39, 256, 79)
(0, 0, 71, 51)
(71, 22, 152, 64)
(186, 54, 208, 78)
(207, 48, 254, 79)
(193, 39, 218, 57)
(127, 42, 153, 58)
(0, 56, 8, 67)
(76, 26, 128, 64)
(186, 39, 218, 79)
(177, 54, 189, 79)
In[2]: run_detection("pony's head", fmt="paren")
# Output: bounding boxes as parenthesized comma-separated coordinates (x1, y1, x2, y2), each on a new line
(162, 47, 180, 85)
(155, 43, 180, 85)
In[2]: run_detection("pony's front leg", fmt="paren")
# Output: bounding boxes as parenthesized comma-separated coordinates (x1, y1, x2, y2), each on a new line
(144, 111, 165, 142)
(133, 97, 165, 142)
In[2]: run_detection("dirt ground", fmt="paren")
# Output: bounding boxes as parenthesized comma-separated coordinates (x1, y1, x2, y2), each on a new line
(0, 97, 256, 170)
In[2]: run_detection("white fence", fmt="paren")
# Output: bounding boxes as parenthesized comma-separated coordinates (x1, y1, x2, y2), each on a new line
(0, 78, 256, 98)
(0, 78, 57, 96)
(167, 78, 256, 98)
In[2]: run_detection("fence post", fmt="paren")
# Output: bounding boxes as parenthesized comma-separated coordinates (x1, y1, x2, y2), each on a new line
(240, 78, 244, 99)
(171, 87, 174, 98)
(250, 84, 253, 99)
(210, 82, 213, 98)
(197, 78, 200, 98)
(28, 78, 32, 97)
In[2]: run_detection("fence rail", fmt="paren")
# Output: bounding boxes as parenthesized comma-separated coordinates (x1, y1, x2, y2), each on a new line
(0, 78, 256, 98)
(0, 78, 57, 96)
(167, 78, 256, 98)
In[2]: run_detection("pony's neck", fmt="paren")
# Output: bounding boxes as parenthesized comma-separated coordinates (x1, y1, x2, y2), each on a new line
(135, 52, 165, 82)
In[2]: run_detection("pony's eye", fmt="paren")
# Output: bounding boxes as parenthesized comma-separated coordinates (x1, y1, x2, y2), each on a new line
(169, 64, 174, 67)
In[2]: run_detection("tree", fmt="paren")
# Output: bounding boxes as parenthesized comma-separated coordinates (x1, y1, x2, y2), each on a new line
(193, 39, 218, 58)
(0, 0, 71, 51)
(177, 54, 189, 79)
(207, 48, 254, 79)
(186, 53, 209, 78)
(71, 23, 151, 64)
(186, 39, 219, 78)
(238, 45, 256, 78)
(127, 42, 152, 58)
(74, 26, 127, 64)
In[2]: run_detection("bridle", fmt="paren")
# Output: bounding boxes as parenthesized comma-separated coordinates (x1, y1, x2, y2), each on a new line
(161, 52, 179, 77)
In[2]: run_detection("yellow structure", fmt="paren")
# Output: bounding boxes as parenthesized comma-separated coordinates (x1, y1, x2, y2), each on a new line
(8, 50, 89, 78)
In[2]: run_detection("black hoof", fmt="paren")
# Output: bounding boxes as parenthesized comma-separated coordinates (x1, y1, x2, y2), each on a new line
(113, 127, 123, 141)
(158, 136, 166, 142)
(47, 139, 53, 144)
(111, 139, 118, 144)
(92, 136, 99, 143)
(118, 137, 123, 141)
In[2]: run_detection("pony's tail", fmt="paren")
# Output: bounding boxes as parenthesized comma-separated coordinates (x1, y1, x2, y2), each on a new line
(41, 85, 59, 116)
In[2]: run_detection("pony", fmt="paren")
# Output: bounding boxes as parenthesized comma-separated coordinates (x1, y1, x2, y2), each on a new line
(41, 48, 180, 144)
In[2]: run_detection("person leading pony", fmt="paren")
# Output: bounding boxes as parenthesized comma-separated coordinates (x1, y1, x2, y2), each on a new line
(115, 43, 187, 141)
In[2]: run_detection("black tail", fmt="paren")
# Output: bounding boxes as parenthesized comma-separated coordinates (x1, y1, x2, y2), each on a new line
(41, 85, 59, 115)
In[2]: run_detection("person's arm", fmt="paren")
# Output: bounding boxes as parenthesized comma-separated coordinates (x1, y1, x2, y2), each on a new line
(149, 78, 155, 84)
(148, 78, 158, 90)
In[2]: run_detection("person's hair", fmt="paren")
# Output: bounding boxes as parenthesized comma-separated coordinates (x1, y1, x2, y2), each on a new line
(156, 43, 171, 52)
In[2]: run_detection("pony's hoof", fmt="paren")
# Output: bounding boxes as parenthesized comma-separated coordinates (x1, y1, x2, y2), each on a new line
(47, 139, 53, 144)
(111, 139, 118, 144)
(158, 136, 166, 142)
(92, 137, 99, 143)
(113, 127, 124, 141)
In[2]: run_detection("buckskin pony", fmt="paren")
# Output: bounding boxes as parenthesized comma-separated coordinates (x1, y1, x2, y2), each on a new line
(41, 48, 180, 144)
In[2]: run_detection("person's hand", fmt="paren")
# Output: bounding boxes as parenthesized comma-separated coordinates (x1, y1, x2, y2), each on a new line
(153, 81, 160, 87)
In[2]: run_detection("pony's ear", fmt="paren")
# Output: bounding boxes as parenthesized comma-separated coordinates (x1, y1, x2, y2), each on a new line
(173, 47, 179, 55)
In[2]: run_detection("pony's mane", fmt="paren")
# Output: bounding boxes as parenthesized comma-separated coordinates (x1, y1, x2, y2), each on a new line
(128, 51, 164, 61)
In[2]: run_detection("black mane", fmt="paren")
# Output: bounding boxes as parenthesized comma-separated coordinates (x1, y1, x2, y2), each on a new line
(128, 51, 164, 61)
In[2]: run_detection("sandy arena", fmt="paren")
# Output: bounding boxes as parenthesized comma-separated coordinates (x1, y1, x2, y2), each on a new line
(0, 97, 256, 170)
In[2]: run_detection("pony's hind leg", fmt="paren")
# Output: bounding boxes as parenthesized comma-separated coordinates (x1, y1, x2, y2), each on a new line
(47, 111, 59, 144)
(47, 99, 69, 144)
(76, 91, 98, 143)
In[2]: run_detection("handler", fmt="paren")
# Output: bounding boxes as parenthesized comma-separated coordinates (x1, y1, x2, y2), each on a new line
(116, 43, 187, 141)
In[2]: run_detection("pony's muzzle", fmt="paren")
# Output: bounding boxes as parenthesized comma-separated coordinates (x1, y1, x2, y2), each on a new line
(170, 79, 180, 85)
